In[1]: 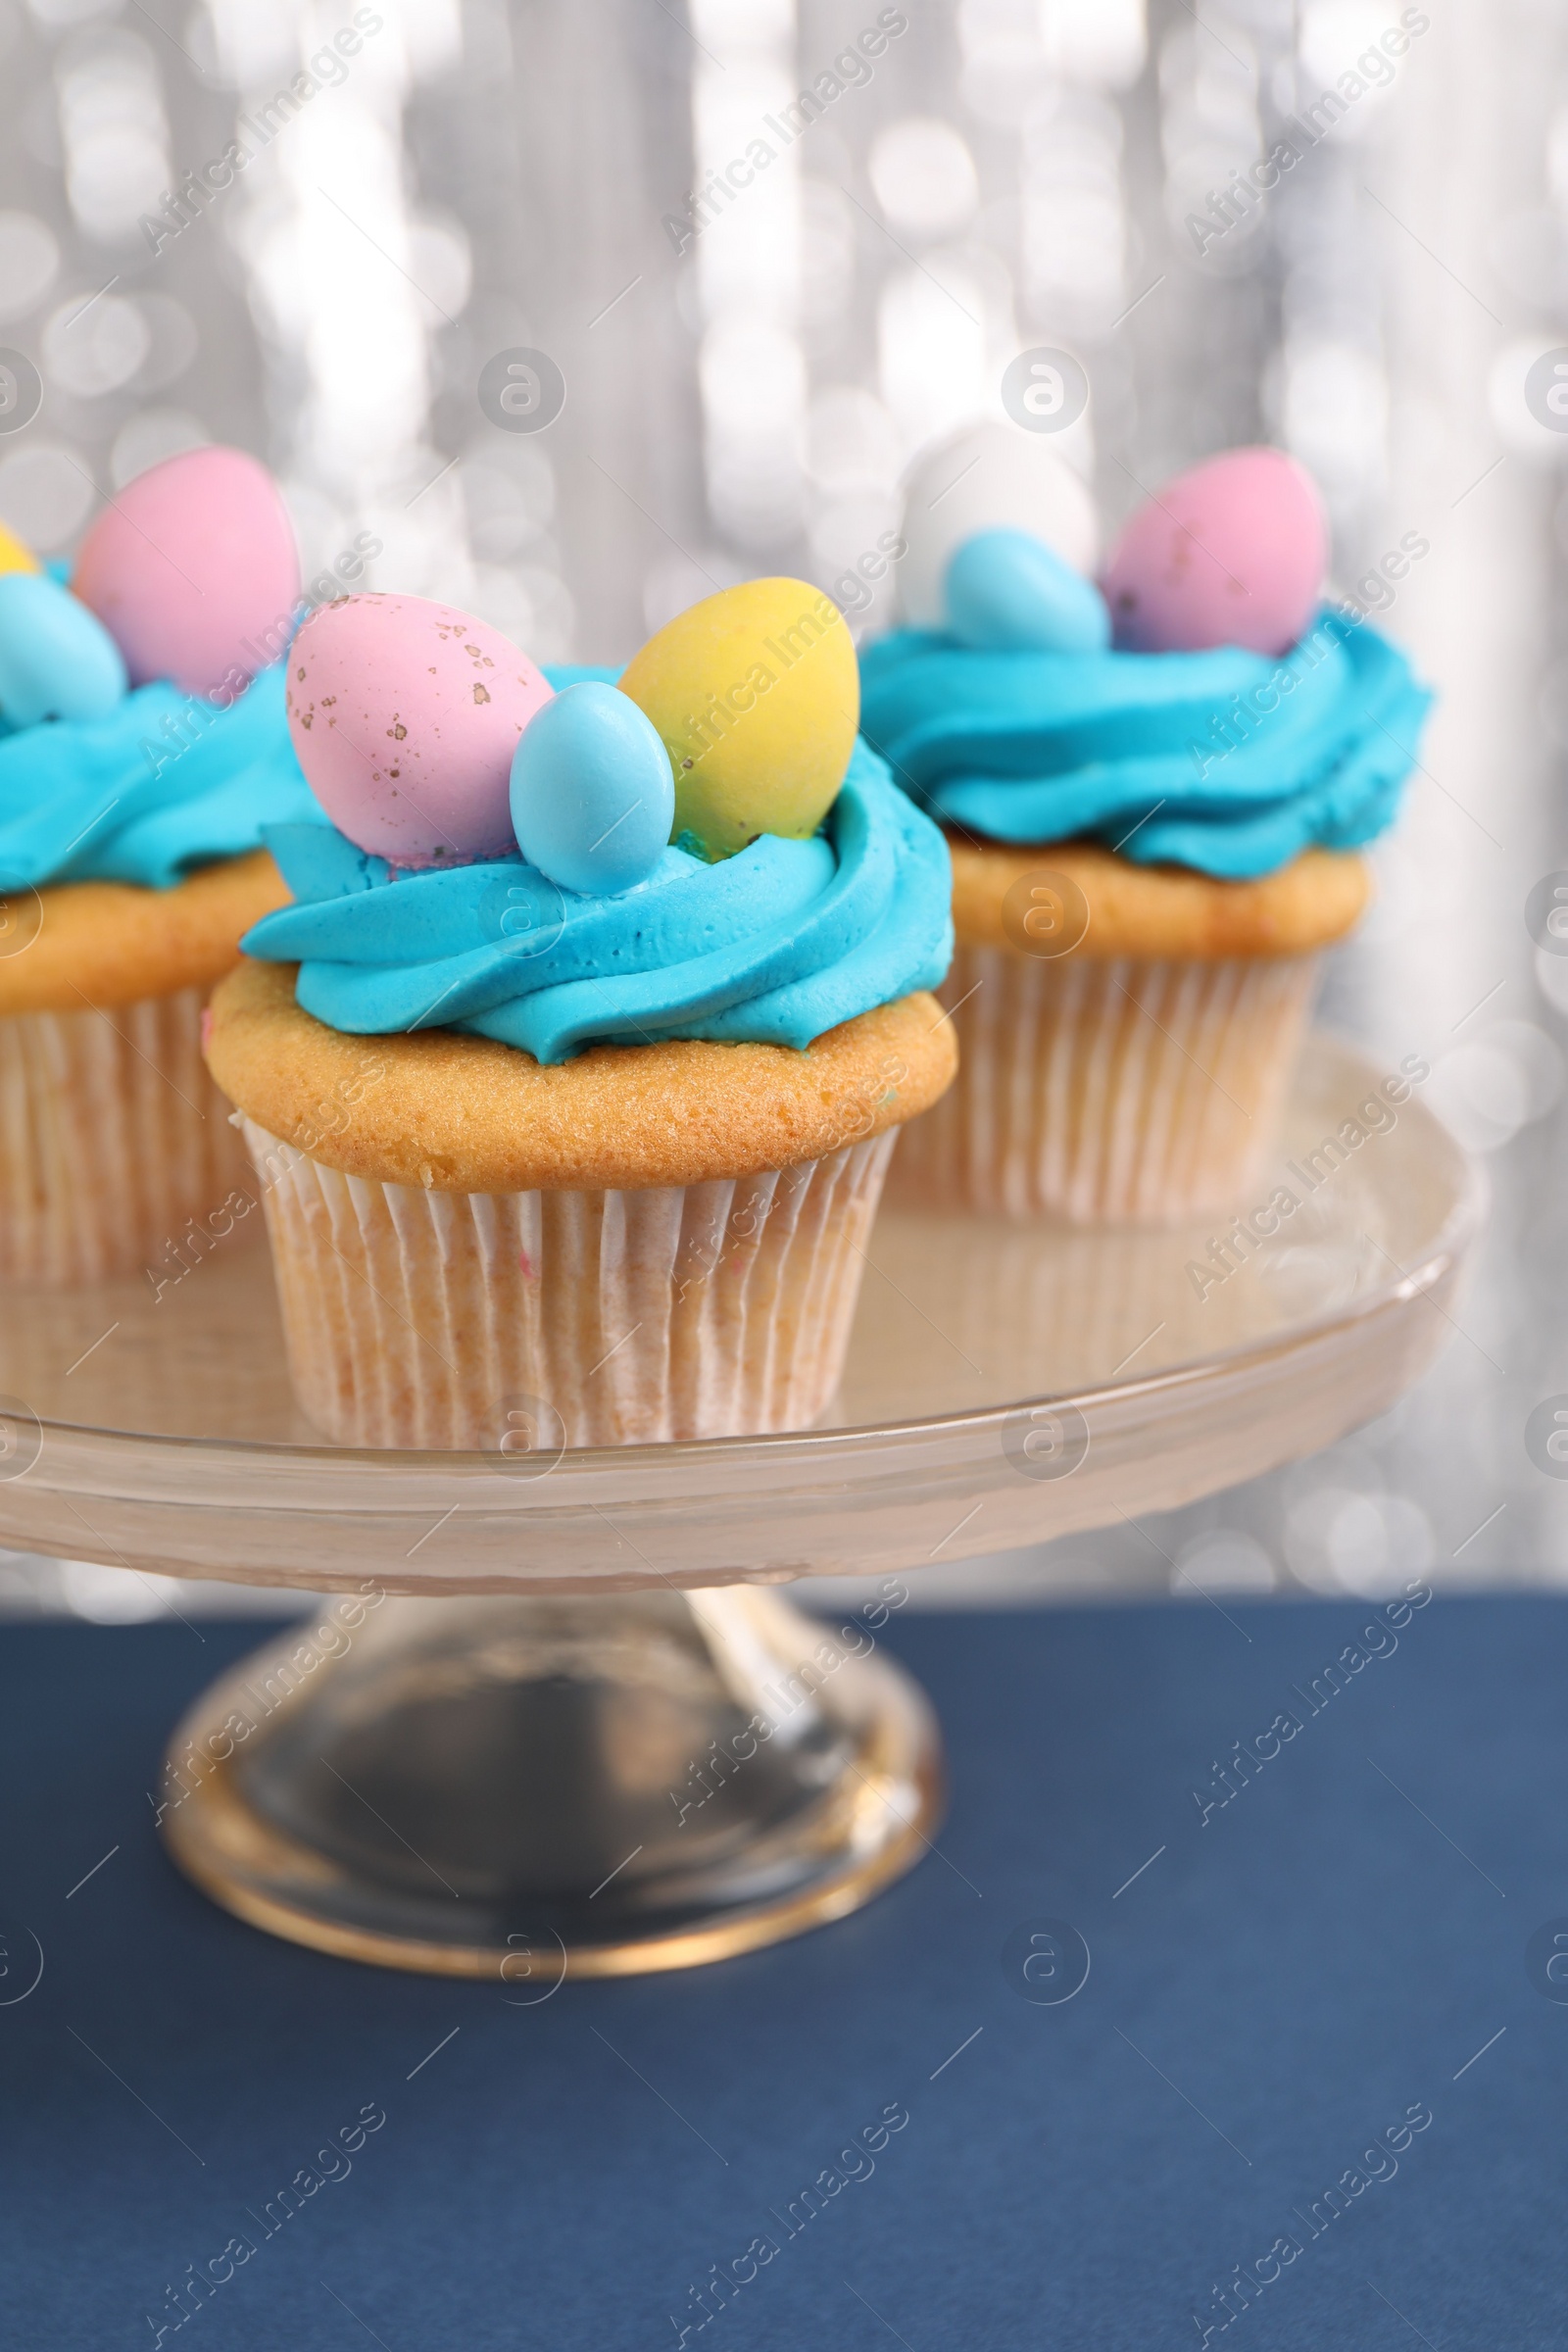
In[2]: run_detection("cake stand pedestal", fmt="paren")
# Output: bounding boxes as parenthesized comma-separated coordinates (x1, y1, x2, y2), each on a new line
(158, 1587, 938, 1979)
(0, 1038, 1481, 1978)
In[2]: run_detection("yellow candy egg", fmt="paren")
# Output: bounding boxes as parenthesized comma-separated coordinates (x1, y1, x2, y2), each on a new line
(617, 578, 859, 861)
(0, 521, 39, 577)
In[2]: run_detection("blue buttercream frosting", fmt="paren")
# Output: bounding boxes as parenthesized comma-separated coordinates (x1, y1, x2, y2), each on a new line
(858, 605, 1432, 880)
(241, 736, 955, 1066)
(0, 660, 320, 891)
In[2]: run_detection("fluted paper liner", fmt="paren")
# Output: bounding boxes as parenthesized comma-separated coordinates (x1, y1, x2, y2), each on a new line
(889, 945, 1320, 1224)
(0, 986, 253, 1285)
(241, 1120, 897, 1448)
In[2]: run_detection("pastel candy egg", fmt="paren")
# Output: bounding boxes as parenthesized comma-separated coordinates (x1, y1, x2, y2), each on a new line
(288, 593, 554, 865)
(617, 578, 858, 862)
(898, 421, 1099, 627)
(0, 571, 127, 725)
(945, 528, 1110, 655)
(510, 682, 674, 895)
(0, 521, 38, 577)
(72, 445, 302, 699)
(1102, 446, 1327, 656)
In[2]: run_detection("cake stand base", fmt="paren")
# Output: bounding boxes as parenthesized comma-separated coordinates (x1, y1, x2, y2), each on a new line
(159, 1588, 943, 1979)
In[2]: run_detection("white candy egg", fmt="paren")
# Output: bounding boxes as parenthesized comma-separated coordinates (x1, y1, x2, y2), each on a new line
(897, 420, 1100, 627)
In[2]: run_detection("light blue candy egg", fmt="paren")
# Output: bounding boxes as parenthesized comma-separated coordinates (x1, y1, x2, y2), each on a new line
(510, 680, 676, 896)
(944, 526, 1110, 656)
(0, 569, 127, 725)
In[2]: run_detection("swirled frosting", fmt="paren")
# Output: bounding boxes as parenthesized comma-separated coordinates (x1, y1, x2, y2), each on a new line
(0, 661, 318, 892)
(858, 606, 1432, 879)
(241, 734, 954, 1066)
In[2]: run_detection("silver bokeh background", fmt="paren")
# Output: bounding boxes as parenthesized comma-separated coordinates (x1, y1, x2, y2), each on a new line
(0, 0, 1564, 1622)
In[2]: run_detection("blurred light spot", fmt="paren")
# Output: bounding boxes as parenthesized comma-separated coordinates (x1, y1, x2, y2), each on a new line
(409, 215, 471, 321)
(879, 264, 986, 453)
(702, 314, 807, 546)
(1356, 834, 1427, 945)
(805, 384, 900, 494)
(1428, 1024, 1563, 1152)
(1025, 90, 1127, 326)
(42, 291, 149, 394)
(132, 291, 199, 391)
(59, 1558, 180, 1623)
(689, 4, 803, 556)
(1159, 22, 1258, 121)
(400, 0, 462, 79)
(28, 0, 122, 24)
(1489, 1019, 1565, 1115)
(701, 314, 806, 435)
(1285, 1486, 1433, 1597)
(868, 119, 979, 240)
(1159, 22, 1262, 260)
(1039, 0, 1146, 88)
(800, 178, 856, 328)
(247, 122, 430, 495)
(693, 59, 801, 324)
(0, 442, 96, 550)
(1298, 0, 1402, 97)
(56, 32, 172, 247)
(1175, 1531, 1276, 1593)
(200, 0, 304, 88)
(461, 455, 552, 561)
(691, 0, 793, 40)
(808, 491, 903, 613)
(110, 407, 208, 485)
(467, 563, 574, 664)
(464, 433, 556, 503)
(643, 550, 742, 636)
(1487, 210, 1567, 310)
(0, 212, 60, 324)
(957, 0, 1045, 129)
(279, 478, 351, 583)
(361, 495, 467, 610)
(1281, 338, 1387, 495)
(21, 86, 65, 171)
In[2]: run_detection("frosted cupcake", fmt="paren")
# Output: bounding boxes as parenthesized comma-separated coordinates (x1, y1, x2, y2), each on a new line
(0, 451, 320, 1284)
(206, 579, 956, 1448)
(861, 435, 1431, 1224)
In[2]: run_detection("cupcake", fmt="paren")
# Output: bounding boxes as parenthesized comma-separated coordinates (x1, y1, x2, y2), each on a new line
(205, 578, 956, 1448)
(0, 449, 322, 1285)
(860, 434, 1431, 1224)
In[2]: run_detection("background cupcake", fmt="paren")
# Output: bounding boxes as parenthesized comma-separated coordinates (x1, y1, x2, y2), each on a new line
(0, 448, 321, 1285)
(207, 578, 956, 1449)
(860, 432, 1431, 1225)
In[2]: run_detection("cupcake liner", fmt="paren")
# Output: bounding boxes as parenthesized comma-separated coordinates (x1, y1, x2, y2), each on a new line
(888, 945, 1320, 1224)
(0, 985, 253, 1285)
(241, 1118, 898, 1448)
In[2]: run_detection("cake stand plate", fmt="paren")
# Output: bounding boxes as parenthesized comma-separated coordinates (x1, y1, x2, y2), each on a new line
(0, 1037, 1481, 1978)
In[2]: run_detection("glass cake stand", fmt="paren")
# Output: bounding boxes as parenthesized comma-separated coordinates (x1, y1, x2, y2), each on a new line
(0, 1037, 1481, 1980)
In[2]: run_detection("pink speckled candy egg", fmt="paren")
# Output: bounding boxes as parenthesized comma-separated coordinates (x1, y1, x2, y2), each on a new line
(1102, 447, 1327, 657)
(287, 594, 554, 865)
(72, 446, 302, 699)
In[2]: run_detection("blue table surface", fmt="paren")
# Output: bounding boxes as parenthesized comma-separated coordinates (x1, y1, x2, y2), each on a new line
(2, 1595, 1564, 2351)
